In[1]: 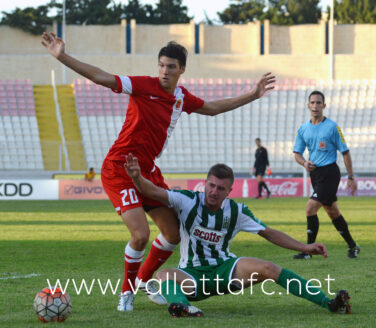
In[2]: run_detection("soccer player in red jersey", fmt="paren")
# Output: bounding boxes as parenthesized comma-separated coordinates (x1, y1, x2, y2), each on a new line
(41, 32, 275, 312)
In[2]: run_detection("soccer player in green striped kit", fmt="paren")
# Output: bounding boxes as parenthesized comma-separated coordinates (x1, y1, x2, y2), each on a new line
(124, 154, 352, 317)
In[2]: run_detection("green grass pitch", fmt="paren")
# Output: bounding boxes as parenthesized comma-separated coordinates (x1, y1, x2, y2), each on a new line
(0, 197, 375, 327)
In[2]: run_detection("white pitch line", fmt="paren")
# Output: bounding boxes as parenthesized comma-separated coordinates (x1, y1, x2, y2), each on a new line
(0, 273, 41, 280)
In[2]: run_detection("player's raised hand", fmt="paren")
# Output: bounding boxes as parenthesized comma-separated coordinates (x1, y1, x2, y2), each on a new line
(252, 72, 276, 99)
(124, 153, 141, 179)
(41, 32, 65, 59)
(305, 243, 328, 258)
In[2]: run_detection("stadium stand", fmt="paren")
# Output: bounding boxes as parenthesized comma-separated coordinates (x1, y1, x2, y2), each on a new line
(56, 85, 86, 171)
(0, 80, 44, 170)
(73, 78, 376, 174)
(2, 78, 374, 174)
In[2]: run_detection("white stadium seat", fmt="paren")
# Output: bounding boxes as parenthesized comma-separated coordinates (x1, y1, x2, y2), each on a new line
(0, 80, 43, 170)
(69, 78, 376, 173)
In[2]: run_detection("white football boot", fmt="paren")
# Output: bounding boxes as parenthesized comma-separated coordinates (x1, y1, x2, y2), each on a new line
(117, 291, 134, 312)
(135, 277, 167, 305)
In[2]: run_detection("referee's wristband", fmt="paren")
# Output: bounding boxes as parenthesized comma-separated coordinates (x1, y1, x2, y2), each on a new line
(348, 175, 354, 180)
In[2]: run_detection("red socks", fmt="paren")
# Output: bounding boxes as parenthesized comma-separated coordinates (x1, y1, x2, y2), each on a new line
(137, 234, 177, 282)
(122, 243, 144, 293)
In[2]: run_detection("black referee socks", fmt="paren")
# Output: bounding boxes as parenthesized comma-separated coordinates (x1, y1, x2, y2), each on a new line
(307, 215, 319, 244)
(332, 215, 356, 249)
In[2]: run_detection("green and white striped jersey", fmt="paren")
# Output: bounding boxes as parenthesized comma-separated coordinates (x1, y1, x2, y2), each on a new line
(167, 189, 267, 269)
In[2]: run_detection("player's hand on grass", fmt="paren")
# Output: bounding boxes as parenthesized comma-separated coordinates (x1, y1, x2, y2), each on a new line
(252, 72, 276, 99)
(41, 32, 65, 59)
(124, 153, 141, 179)
(347, 179, 357, 196)
(304, 243, 328, 258)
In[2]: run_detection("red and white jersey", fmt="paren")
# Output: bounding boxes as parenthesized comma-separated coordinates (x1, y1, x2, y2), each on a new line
(105, 75, 204, 172)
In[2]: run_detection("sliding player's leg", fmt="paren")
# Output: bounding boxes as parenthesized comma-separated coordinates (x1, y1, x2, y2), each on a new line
(156, 268, 203, 317)
(232, 257, 351, 313)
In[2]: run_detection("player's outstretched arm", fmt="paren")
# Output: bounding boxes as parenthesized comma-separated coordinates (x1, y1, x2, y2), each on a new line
(124, 153, 169, 205)
(194, 72, 275, 116)
(41, 32, 117, 89)
(258, 227, 328, 258)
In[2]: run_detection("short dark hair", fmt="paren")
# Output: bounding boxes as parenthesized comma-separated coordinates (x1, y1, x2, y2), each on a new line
(158, 41, 187, 67)
(207, 164, 234, 186)
(309, 90, 325, 103)
(255, 138, 261, 142)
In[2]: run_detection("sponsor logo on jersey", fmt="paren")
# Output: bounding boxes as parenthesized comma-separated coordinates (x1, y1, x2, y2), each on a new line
(192, 225, 224, 245)
(150, 95, 159, 100)
(319, 141, 326, 149)
(336, 126, 346, 143)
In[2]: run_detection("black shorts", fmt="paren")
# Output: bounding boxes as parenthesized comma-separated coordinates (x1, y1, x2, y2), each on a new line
(255, 166, 266, 177)
(310, 162, 340, 206)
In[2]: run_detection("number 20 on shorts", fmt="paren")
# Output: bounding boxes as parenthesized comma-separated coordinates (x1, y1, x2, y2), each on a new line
(120, 188, 139, 206)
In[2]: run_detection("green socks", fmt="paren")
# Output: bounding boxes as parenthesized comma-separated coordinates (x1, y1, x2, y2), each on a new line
(277, 268, 330, 310)
(161, 270, 331, 310)
(161, 280, 190, 305)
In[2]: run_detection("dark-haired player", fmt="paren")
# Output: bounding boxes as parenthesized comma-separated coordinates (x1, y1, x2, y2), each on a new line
(124, 154, 352, 317)
(41, 32, 275, 311)
(293, 91, 359, 260)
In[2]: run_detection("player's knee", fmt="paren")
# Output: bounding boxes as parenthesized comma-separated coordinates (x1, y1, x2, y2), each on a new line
(261, 261, 279, 279)
(306, 203, 318, 216)
(328, 211, 340, 220)
(162, 232, 180, 245)
(157, 223, 180, 244)
(155, 269, 169, 282)
(324, 206, 340, 220)
(131, 231, 150, 249)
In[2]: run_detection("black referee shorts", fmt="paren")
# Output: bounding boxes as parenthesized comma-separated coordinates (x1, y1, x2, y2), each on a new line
(310, 162, 341, 206)
(255, 166, 266, 177)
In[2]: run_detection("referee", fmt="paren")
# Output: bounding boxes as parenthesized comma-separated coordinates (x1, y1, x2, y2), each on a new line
(253, 138, 271, 199)
(293, 91, 359, 259)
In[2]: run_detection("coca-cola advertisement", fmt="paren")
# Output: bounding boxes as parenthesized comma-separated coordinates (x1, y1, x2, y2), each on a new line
(259, 179, 303, 198)
(188, 179, 245, 198)
(187, 178, 303, 198)
(188, 177, 376, 198)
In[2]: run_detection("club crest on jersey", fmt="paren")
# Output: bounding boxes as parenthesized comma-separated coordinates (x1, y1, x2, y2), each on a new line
(175, 99, 182, 109)
(223, 216, 231, 229)
(192, 226, 224, 245)
(319, 141, 326, 149)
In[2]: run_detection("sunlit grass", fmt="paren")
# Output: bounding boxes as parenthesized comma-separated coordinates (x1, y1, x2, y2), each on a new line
(0, 197, 374, 327)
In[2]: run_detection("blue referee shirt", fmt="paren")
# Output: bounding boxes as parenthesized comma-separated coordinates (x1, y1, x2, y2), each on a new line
(293, 117, 349, 167)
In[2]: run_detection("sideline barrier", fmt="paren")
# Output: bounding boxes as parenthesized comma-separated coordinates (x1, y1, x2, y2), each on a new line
(189, 178, 376, 198)
(1, 178, 375, 200)
(0, 180, 58, 200)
